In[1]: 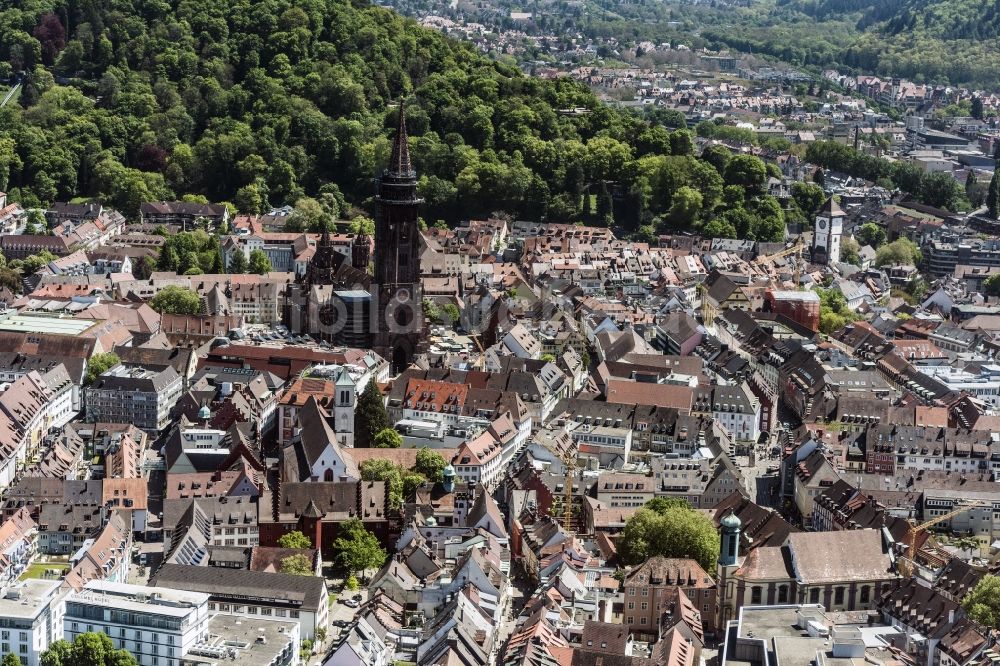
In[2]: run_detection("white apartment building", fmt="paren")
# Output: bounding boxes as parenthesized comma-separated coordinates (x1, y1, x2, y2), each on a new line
(917, 365, 1000, 409)
(0, 580, 63, 666)
(64, 581, 210, 666)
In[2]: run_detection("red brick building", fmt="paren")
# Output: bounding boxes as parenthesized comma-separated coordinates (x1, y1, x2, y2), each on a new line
(764, 289, 820, 332)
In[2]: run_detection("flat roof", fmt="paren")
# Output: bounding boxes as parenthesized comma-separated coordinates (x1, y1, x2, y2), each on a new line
(185, 614, 298, 666)
(771, 290, 820, 302)
(0, 314, 96, 336)
(0, 580, 61, 619)
(333, 289, 371, 300)
(72, 580, 208, 617)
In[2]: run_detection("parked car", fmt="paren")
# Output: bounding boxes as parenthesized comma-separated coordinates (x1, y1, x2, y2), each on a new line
(343, 598, 360, 608)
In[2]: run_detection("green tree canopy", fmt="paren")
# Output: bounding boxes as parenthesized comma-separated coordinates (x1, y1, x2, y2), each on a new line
(988, 171, 1000, 219)
(962, 575, 1000, 629)
(875, 238, 922, 267)
(724, 155, 768, 193)
(332, 518, 386, 575)
(248, 249, 273, 274)
(280, 553, 314, 576)
(373, 427, 403, 449)
(360, 458, 403, 509)
(354, 381, 388, 449)
(855, 222, 887, 249)
(149, 285, 202, 315)
(85, 352, 120, 384)
(984, 273, 1000, 297)
(229, 250, 248, 274)
(791, 181, 825, 219)
(618, 498, 720, 571)
(41, 633, 137, 666)
(277, 530, 312, 549)
(414, 447, 447, 483)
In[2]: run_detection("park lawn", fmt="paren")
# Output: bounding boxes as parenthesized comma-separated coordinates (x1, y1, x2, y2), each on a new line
(19, 562, 70, 581)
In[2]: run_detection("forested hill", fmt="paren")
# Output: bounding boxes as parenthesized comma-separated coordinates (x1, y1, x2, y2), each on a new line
(699, 0, 1000, 89)
(0, 0, 643, 223)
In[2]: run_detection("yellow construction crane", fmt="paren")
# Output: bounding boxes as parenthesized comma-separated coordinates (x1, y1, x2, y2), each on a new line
(468, 332, 486, 370)
(757, 237, 806, 286)
(562, 451, 576, 532)
(898, 500, 986, 577)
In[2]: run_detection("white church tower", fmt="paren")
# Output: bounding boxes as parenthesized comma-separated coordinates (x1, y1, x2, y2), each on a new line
(333, 367, 356, 448)
(813, 196, 844, 265)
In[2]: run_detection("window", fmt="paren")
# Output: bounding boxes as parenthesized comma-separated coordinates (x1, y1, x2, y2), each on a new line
(627, 602, 634, 610)
(834, 587, 845, 605)
(809, 588, 820, 604)
(751, 587, 762, 604)
(860, 586, 871, 604)
(640, 602, 648, 610)
(628, 588, 636, 596)
(640, 617, 647, 625)
(778, 585, 789, 603)
(626, 616, 634, 624)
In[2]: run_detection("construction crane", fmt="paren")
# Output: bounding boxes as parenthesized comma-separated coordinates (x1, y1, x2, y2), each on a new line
(468, 332, 486, 370)
(562, 450, 576, 532)
(898, 500, 986, 577)
(757, 237, 806, 286)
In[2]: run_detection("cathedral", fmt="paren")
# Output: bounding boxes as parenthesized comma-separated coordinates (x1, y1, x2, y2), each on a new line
(371, 101, 427, 372)
(287, 102, 426, 371)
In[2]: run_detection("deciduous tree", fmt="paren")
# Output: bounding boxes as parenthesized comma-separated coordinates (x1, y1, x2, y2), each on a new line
(277, 530, 312, 549)
(962, 575, 1000, 629)
(618, 499, 719, 571)
(149, 285, 202, 315)
(332, 518, 386, 575)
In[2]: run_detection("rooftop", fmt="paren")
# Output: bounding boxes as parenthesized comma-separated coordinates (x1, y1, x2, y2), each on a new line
(0, 580, 61, 619)
(0, 313, 96, 336)
(72, 580, 208, 617)
(185, 614, 298, 666)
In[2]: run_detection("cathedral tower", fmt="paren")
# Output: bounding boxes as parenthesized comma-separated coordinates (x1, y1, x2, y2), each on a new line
(373, 101, 426, 372)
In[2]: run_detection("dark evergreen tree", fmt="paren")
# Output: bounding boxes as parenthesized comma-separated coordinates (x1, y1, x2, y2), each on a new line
(987, 170, 1000, 219)
(354, 380, 388, 449)
(596, 181, 614, 227)
(228, 250, 247, 274)
(972, 96, 985, 120)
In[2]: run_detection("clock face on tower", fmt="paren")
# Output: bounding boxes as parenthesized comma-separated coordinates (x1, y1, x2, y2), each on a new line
(818, 219, 826, 230)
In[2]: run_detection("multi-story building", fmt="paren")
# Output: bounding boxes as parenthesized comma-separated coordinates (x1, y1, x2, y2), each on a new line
(622, 557, 717, 637)
(451, 430, 504, 491)
(140, 201, 229, 229)
(163, 495, 259, 554)
(0, 580, 64, 666)
(150, 564, 329, 640)
(926, 238, 1000, 276)
(64, 581, 210, 666)
(764, 290, 820, 332)
(192, 614, 300, 666)
(0, 367, 75, 489)
(698, 383, 761, 445)
(86, 364, 183, 432)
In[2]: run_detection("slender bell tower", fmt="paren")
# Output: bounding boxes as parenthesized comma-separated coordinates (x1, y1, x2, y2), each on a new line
(372, 101, 426, 373)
